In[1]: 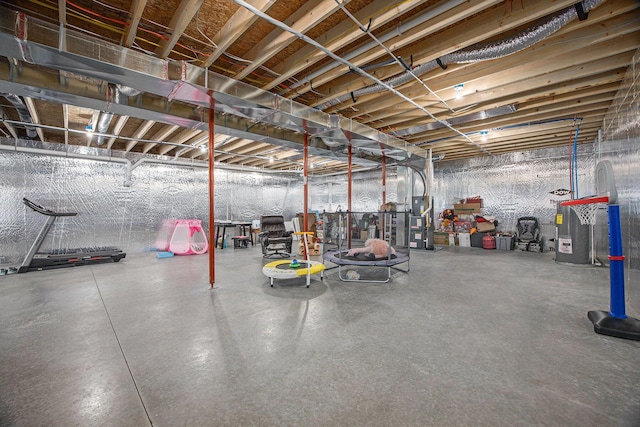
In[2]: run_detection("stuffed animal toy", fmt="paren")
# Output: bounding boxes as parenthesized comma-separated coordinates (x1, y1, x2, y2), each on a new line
(347, 238, 396, 259)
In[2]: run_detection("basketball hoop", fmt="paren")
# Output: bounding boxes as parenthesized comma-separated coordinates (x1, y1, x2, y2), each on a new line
(560, 196, 609, 225)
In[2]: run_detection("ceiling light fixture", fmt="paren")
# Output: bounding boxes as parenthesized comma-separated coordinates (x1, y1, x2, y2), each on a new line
(454, 84, 464, 99)
(480, 130, 488, 141)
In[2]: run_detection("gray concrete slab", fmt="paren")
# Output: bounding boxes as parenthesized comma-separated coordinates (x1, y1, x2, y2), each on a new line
(1, 246, 639, 426)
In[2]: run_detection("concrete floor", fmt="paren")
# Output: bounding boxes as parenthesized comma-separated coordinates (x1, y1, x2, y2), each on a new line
(1, 245, 639, 427)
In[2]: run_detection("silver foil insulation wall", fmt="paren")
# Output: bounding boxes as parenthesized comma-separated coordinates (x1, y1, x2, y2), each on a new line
(597, 48, 640, 312)
(0, 148, 303, 267)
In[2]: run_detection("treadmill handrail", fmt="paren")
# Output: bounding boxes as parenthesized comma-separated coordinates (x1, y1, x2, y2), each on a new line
(22, 198, 77, 217)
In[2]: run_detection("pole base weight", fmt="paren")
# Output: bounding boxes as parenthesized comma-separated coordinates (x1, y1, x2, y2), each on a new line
(588, 310, 640, 340)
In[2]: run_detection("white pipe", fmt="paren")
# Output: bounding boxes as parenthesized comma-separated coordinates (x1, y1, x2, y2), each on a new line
(233, 0, 493, 157)
(0, 139, 301, 182)
(0, 118, 190, 149)
(322, 0, 604, 111)
(290, 0, 466, 90)
(422, 148, 433, 218)
(0, 141, 130, 165)
(334, 0, 458, 114)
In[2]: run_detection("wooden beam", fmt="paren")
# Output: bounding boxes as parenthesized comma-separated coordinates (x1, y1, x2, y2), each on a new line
(106, 115, 130, 149)
(305, 0, 601, 105)
(58, 0, 66, 25)
(23, 97, 44, 142)
(158, 128, 203, 155)
(125, 120, 155, 152)
(155, 0, 205, 59)
(233, 0, 348, 81)
(201, 0, 277, 68)
(263, 0, 430, 90)
(337, 8, 640, 120)
(142, 124, 180, 153)
(122, 0, 148, 48)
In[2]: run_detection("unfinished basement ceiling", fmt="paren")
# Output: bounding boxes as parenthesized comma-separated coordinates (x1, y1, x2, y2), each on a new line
(0, 0, 638, 174)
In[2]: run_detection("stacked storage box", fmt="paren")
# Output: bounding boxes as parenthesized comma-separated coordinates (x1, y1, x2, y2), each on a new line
(470, 232, 487, 248)
(496, 235, 515, 250)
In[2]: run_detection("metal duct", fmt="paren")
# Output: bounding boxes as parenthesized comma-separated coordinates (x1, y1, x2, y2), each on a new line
(95, 84, 121, 145)
(391, 104, 519, 138)
(287, 0, 467, 91)
(0, 93, 37, 138)
(0, 8, 424, 160)
(0, 137, 302, 188)
(116, 84, 142, 97)
(234, 0, 492, 156)
(320, 0, 604, 110)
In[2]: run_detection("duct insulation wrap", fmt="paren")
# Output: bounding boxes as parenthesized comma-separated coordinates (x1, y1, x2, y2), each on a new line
(95, 84, 121, 145)
(320, 0, 604, 110)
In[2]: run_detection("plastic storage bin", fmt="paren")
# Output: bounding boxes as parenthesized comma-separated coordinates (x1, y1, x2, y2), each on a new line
(496, 235, 514, 250)
(470, 232, 487, 248)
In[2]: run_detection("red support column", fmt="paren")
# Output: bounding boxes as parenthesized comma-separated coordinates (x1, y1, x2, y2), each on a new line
(303, 128, 309, 233)
(382, 154, 386, 207)
(347, 138, 352, 248)
(302, 123, 309, 259)
(207, 92, 215, 289)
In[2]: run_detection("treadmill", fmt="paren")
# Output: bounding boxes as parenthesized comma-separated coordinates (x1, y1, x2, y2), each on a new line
(18, 198, 126, 273)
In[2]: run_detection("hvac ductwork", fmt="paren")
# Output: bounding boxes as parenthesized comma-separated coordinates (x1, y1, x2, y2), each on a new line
(95, 84, 122, 145)
(0, 93, 37, 138)
(319, 0, 604, 110)
(0, 8, 425, 160)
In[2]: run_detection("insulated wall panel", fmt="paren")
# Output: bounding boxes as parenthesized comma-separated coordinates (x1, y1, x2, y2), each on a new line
(434, 146, 596, 243)
(598, 48, 640, 313)
(310, 170, 398, 213)
(0, 147, 302, 267)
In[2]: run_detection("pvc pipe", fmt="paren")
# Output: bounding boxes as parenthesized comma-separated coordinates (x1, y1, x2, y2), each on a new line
(293, 0, 465, 90)
(0, 130, 300, 176)
(321, 0, 604, 112)
(233, 0, 492, 156)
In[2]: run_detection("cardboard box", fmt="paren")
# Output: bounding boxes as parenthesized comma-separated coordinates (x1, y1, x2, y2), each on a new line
(433, 232, 449, 245)
(298, 241, 320, 256)
(476, 221, 496, 232)
(454, 203, 482, 213)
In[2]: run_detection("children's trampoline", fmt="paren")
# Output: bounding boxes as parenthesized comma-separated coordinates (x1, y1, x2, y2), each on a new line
(321, 211, 410, 283)
(322, 250, 410, 283)
(262, 232, 325, 287)
(262, 259, 325, 287)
